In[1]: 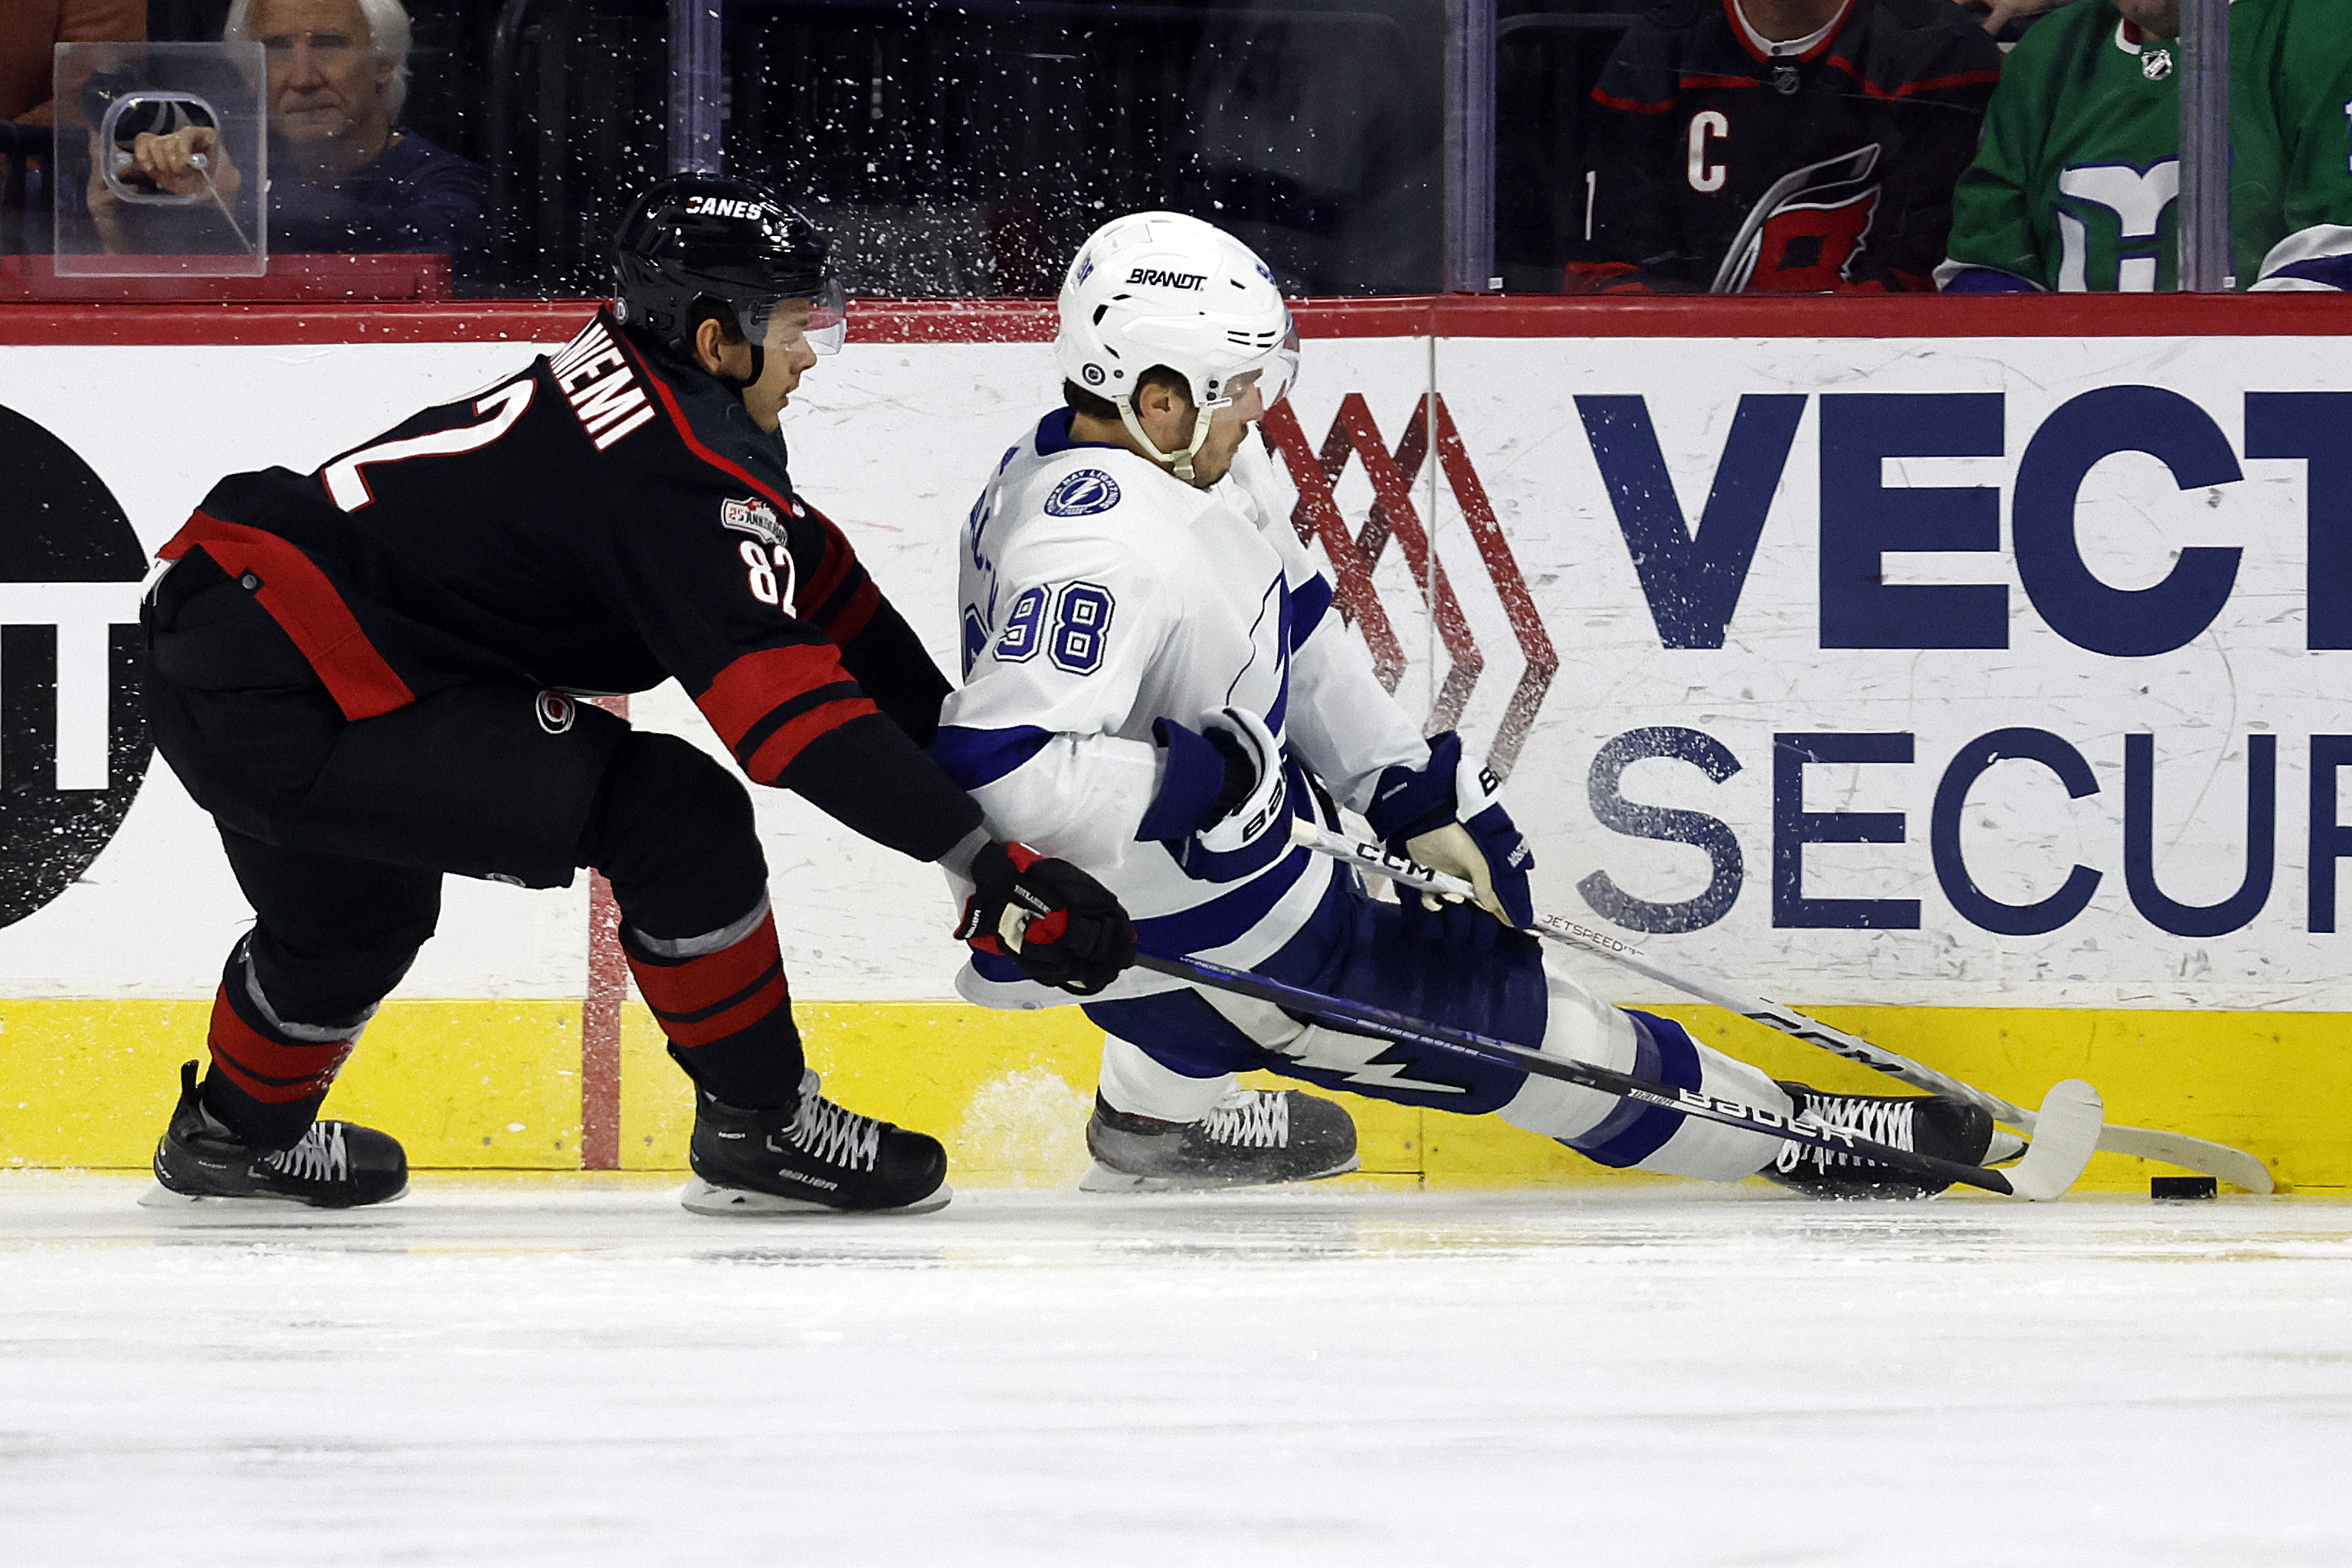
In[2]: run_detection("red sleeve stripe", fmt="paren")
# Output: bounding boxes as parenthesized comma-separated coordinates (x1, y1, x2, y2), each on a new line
(796, 509, 860, 623)
(821, 578, 883, 647)
(1826, 58, 2003, 99)
(743, 696, 880, 784)
(814, 561, 880, 630)
(735, 679, 863, 764)
(1592, 89, 1674, 113)
(693, 640, 857, 751)
(159, 512, 415, 721)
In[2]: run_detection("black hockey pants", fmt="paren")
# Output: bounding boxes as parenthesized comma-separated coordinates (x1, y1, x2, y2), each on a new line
(143, 560, 804, 1147)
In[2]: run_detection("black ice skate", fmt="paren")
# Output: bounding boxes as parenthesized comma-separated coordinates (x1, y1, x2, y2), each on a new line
(1079, 1088, 1360, 1192)
(681, 1069, 951, 1216)
(143, 1062, 408, 1209)
(1764, 1082, 2023, 1199)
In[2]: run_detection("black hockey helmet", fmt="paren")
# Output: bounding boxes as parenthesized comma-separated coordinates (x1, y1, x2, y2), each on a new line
(611, 173, 846, 378)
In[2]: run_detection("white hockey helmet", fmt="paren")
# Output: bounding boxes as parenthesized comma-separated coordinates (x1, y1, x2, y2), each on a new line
(1055, 211, 1299, 482)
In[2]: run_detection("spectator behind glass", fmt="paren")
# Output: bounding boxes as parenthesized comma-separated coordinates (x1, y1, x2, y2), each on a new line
(90, 0, 485, 277)
(1938, 0, 2352, 293)
(225, 0, 486, 280)
(5, 0, 145, 250)
(4, 1, 146, 125)
(1564, 0, 2001, 293)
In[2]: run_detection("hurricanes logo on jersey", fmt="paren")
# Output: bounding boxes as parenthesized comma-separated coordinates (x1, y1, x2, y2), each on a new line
(1714, 143, 1885, 293)
(1045, 470, 1122, 518)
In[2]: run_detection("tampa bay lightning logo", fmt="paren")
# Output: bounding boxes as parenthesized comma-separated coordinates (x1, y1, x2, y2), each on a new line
(1045, 470, 1122, 518)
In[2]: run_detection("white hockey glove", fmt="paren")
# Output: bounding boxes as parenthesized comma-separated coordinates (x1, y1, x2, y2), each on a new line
(1138, 706, 1292, 883)
(1363, 732, 1535, 928)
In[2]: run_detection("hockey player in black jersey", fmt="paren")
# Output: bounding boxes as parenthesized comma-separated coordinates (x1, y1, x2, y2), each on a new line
(1564, 0, 2000, 293)
(139, 174, 1135, 1215)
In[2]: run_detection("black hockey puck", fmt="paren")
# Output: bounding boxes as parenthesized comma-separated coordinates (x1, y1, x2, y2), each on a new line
(2151, 1176, 2218, 1200)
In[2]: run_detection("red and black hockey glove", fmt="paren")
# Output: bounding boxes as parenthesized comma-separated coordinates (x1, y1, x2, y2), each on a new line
(955, 841, 1137, 995)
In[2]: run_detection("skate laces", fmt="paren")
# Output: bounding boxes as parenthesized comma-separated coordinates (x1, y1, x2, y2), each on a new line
(1202, 1090, 1289, 1148)
(786, 1087, 883, 1172)
(260, 1122, 350, 1183)
(1780, 1095, 1916, 1171)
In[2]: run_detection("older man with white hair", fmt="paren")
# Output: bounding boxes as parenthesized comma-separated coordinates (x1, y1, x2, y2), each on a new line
(226, 0, 485, 277)
(94, 0, 485, 280)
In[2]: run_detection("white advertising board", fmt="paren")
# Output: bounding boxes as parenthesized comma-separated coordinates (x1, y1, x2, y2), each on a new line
(3, 327, 2347, 1008)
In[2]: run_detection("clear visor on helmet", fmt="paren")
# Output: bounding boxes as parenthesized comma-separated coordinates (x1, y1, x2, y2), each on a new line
(1204, 319, 1301, 415)
(1262, 316, 1301, 410)
(735, 276, 849, 357)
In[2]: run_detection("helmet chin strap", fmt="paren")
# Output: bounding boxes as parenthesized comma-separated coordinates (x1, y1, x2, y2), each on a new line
(713, 342, 765, 394)
(1115, 395, 1220, 485)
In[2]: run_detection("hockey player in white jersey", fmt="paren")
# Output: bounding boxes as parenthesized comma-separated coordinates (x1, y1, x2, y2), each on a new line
(938, 210, 2006, 1196)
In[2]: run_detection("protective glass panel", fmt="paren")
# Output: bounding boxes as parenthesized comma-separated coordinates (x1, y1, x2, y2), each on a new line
(51, 42, 270, 278)
(9, 11, 496, 299)
(29, 3, 1447, 302)
(2210, 0, 2352, 294)
(1934, 0, 2224, 294)
(712, 1, 1449, 300)
(1502, 0, 2009, 297)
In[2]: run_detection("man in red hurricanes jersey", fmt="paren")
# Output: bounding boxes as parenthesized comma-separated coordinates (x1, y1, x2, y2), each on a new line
(1564, 0, 2001, 293)
(138, 174, 1135, 1215)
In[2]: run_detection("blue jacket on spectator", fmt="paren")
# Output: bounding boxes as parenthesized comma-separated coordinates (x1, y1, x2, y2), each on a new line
(270, 128, 486, 282)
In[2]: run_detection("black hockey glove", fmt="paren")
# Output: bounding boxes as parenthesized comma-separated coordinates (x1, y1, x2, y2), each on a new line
(955, 841, 1137, 994)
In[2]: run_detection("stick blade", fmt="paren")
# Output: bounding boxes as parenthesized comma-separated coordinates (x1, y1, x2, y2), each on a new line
(2003, 1079, 2104, 1200)
(2096, 1124, 2273, 1193)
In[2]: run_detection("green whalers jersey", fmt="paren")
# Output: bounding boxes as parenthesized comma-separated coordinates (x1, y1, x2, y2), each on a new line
(1941, 0, 2352, 291)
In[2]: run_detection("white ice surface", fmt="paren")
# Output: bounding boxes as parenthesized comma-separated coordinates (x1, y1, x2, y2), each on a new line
(2, 1178, 2347, 1567)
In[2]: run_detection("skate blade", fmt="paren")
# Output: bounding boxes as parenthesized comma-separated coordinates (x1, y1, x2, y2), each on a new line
(136, 1181, 410, 1212)
(677, 1178, 953, 1217)
(1987, 1129, 2029, 1165)
(1076, 1154, 1362, 1193)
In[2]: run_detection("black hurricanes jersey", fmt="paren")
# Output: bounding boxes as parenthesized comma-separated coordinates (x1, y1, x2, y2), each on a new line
(159, 309, 978, 861)
(1565, 0, 2001, 293)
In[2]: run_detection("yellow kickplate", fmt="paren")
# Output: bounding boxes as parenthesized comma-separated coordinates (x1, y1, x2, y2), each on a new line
(0, 998, 2336, 1192)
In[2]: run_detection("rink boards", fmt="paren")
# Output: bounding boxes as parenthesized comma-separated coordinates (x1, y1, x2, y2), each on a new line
(1, 293, 2347, 1190)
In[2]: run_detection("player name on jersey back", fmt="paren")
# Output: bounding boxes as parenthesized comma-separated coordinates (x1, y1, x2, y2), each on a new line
(547, 319, 657, 451)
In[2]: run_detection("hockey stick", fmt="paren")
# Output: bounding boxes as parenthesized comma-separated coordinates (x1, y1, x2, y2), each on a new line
(1289, 820, 2274, 1193)
(1134, 947, 2103, 1200)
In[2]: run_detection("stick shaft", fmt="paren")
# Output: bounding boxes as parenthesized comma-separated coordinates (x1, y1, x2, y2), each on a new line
(1134, 948, 2023, 1198)
(1291, 821, 2268, 1192)
(1291, 822, 2029, 1119)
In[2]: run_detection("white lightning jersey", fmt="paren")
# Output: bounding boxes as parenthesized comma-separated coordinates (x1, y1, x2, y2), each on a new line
(937, 408, 1425, 1007)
